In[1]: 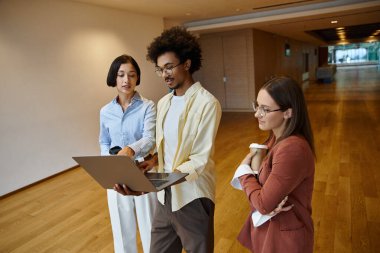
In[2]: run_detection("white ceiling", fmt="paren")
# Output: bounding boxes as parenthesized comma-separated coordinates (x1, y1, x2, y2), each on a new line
(72, 0, 380, 45)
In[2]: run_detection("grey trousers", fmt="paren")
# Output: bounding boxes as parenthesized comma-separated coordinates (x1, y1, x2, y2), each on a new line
(150, 188, 215, 253)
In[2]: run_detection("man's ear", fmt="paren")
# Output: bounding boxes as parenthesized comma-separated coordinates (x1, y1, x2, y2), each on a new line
(284, 108, 292, 119)
(184, 59, 191, 70)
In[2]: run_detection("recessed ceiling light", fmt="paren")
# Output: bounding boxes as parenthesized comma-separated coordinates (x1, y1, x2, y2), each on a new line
(331, 20, 338, 24)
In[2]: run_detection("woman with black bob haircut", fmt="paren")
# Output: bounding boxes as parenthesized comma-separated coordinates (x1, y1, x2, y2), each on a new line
(100, 54, 156, 253)
(233, 76, 316, 253)
(107, 54, 141, 86)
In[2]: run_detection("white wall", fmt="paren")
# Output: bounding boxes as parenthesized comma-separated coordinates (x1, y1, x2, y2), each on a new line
(0, 0, 166, 196)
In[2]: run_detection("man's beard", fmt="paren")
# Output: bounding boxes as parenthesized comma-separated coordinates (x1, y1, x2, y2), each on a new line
(170, 82, 181, 91)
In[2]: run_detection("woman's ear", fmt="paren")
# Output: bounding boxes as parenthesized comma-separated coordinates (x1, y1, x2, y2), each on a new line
(284, 108, 292, 119)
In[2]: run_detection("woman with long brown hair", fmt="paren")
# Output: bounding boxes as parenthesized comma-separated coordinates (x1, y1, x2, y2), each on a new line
(234, 76, 315, 253)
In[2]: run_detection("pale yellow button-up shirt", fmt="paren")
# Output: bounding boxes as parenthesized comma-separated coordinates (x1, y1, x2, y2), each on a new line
(156, 82, 222, 211)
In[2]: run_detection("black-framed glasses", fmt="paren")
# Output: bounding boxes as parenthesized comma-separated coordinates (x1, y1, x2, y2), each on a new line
(252, 102, 283, 117)
(155, 62, 182, 77)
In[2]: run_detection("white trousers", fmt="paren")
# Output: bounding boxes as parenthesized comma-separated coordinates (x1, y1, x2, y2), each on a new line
(107, 190, 156, 253)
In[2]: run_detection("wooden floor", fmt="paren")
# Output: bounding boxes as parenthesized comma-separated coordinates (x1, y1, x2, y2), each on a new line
(1, 65, 380, 253)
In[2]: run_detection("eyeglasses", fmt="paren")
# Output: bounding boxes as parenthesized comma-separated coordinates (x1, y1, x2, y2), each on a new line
(155, 62, 182, 77)
(252, 102, 283, 117)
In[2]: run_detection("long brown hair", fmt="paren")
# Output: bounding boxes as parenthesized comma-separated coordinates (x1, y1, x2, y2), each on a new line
(262, 76, 315, 156)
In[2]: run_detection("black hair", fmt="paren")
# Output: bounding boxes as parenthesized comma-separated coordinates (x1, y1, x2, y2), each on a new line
(106, 54, 141, 87)
(146, 26, 202, 74)
(262, 76, 315, 156)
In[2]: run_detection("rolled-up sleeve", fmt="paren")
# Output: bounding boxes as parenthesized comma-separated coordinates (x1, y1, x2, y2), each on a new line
(240, 142, 308, 214)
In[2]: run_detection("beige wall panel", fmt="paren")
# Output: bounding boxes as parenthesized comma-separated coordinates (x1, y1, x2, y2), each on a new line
(199, 30, 254, 111)
(0, 0, 164, 196)
(198, 28, 318, 111)
(223, 31, 252, 109)
(252, 29, 277, 95)
(198, 35, 226, 108)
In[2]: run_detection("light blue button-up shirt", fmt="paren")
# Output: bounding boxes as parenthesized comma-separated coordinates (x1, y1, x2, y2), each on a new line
(99, 92, 156, 158)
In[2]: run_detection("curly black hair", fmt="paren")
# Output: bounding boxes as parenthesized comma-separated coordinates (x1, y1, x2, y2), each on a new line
(146, 26, 202, 74)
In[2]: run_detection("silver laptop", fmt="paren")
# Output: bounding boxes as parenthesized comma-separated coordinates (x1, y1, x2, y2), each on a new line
(72, 155, 188, 192)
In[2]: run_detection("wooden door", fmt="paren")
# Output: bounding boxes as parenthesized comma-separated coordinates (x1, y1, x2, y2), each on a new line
(198, 29, 253, 111)
(222, 31, 251, 109)
(198, 35, 226, 108)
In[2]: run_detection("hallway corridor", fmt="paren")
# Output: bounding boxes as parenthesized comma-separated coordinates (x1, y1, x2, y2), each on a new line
(214, 65, 380, 252)
(0, 66, 379, 253)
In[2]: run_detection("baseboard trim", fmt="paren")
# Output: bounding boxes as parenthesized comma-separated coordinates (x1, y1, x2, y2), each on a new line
(0, 165, 80, 199)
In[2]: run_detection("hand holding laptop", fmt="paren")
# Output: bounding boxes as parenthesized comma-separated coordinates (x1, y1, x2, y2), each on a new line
(114, 153, 186, 196)
(137, 153, 158, 173)
(114, 183, 146, 196)
(137, 153, 187, 185)
(113, 154, 186, 196)
(110, 145, 153, 174)
(112, 150, 155, 196)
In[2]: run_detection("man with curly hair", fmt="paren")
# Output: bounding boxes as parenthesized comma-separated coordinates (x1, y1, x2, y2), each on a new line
(143, 26, 221, 253)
